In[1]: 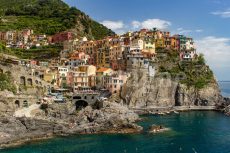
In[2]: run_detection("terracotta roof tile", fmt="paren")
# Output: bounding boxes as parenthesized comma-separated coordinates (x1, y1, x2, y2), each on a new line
(97, 67, 110, 72)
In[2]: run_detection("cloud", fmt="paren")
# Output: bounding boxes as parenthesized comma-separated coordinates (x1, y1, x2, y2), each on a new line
(175, 28, 203, 35)
(211, 9, 230, 18)
(101, 19, 172, 34)
(131, 19, 171, 30)
(195, 29, 203, 33)
(176, 28, 192, 34)
(101, 20, 124, 32)
(196, 36, 230, 80)
(131, 21, 141, 29)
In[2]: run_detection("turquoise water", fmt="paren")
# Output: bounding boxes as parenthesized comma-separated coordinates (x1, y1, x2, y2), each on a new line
(2, 111, 230, 153)
(1, 82, 230, 153)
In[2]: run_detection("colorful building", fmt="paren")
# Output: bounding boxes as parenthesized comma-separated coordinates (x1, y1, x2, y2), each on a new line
(68, 51, 90, 69)
(73, 65, 96, 92)
(52, 32, 73, 43)
(103, 71, 128, 94)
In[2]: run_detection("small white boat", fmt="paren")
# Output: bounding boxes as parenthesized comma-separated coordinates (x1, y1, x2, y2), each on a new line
(158, 112, 165, 115)
(173, 111, 179, 114)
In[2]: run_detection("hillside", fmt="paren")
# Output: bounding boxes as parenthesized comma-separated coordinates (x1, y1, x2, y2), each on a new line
(0, 0, 115, 39)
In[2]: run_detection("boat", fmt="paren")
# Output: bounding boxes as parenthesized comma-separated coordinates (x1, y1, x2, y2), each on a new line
(158, 112, 165, 115)
(173, 111, 180, 114)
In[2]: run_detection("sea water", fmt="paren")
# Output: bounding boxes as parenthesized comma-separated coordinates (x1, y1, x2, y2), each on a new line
(1, 82, 230, 153)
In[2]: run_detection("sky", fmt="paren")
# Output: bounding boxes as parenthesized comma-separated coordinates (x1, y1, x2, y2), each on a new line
(64, 0, 230, 81)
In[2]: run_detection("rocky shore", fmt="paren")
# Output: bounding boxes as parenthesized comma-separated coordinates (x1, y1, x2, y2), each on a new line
(1, 96, 230, 149)
(0, 100, 142, 148)
(0, 66, 229, 149)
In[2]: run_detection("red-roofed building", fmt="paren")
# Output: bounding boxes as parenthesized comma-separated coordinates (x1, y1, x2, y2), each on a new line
(52, 32, 73, 43)
(68, 51, 90, 69)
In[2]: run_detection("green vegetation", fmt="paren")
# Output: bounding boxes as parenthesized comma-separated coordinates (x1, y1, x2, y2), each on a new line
(0, 42, 61, 59)
(12, 45, 62, 59)
(0, 71, 17, 93)
(0, 0, 114, 38)
(157, 49, 214, 89)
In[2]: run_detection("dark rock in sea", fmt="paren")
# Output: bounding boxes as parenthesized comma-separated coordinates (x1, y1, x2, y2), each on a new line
(148, 124, 170, 133)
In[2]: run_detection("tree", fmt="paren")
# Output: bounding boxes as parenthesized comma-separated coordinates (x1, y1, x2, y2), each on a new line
(197, 53, 206, 65)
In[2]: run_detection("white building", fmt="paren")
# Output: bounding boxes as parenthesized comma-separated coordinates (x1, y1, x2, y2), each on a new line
(130, 38, 144, 51)
(186, 38, 195, 51)
(58, 67, 69, 77)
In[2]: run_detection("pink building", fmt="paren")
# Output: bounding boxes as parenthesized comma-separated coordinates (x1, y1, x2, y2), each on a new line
(103, 71, 128, 94)
(66, 72, 74, 88)
(30, 60, 38, 66)
(110, 60, 119, 70)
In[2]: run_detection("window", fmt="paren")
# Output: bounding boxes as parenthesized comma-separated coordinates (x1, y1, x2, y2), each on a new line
(114, 85, 117, 88)
(92, 96, 94, 99)
(84, 96, 87, 99)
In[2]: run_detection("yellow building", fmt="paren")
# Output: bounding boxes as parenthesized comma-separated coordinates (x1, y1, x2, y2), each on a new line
(143, 38, 156, 54)
(73, 65, 97, 92)
(155, 38, 165, 48)
(96, 39, 111, 68)
(96, 68, 113, 77)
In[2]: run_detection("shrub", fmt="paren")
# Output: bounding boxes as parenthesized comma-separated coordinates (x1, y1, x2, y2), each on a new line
(0, 73, 16, 93)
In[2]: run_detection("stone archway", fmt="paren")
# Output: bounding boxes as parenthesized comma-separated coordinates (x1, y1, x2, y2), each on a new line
(15, 100, 20, 108)
(23, 100, 28, 107)
(20, 76, 26, 86)
(27, 78, 33, 86)
(75, 100, 88, 110)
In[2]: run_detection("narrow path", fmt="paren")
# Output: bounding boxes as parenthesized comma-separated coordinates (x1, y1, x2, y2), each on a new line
(14, 104, 41, 118)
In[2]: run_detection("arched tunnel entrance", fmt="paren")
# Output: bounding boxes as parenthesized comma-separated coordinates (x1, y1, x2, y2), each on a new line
(20, 76, 26, 86)
(75, 100, 88, 110)
(15, 100, 20, 108)
(27, 78, 33, 86)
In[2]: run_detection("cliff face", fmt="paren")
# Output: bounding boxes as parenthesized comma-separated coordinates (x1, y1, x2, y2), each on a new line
(121, 68, 222, 109)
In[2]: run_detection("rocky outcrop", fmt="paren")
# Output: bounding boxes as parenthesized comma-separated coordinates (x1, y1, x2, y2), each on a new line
(0, 101, 141, 148)
(176, 82, 222, 106)
(217, 97, 230, 115)
(71, 101, 141, 134)
(121, 69, 222, 109)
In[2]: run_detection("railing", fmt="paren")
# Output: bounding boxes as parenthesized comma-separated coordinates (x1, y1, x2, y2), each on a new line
(74, 90, 100, 94)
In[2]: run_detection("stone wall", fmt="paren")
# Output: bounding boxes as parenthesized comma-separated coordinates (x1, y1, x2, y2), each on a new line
(0, 63, 52, 95)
